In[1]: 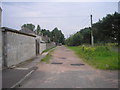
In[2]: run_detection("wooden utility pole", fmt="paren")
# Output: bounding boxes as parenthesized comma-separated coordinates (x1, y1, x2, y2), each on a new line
(90, 15, 94, 46)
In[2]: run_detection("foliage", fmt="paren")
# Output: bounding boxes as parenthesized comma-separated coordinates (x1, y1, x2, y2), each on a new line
(41, 49, 55, 63)
(65, 12, 119, 46)
(42, 46, 56, 53)
(65, 31, 83, 46)
(79, 28, 91, 44)
(93, 12, 119, 43)
(21, 24, 35, 31)
(41, 27, 65, 45)
(41, 52, 52, 63)
(51, 27, 65, 45)
(41, 29, 51, 37)
(68, 46, 119, 70)
(21, 24, 65, 45)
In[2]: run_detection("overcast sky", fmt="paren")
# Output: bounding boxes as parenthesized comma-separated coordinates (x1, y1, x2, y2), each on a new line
(1, 1, 118, 38)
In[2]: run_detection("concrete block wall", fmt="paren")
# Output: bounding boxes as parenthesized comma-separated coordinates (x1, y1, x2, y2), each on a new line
(0, 8, 2, 90)
(0, 7, 2, 69)
(0, 8, 2, 27)
(46, 42, 56, 50)
(6, 31, 36, 67)
(0, 30, 2, 69)
(40, 43, 46, 54)
(1, 27, 55, 67)
(35, 35, 56, 54)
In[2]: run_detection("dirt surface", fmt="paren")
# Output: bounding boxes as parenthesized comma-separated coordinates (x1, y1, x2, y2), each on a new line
(20, 46, 119, 88)
(37, 46, 95, 72)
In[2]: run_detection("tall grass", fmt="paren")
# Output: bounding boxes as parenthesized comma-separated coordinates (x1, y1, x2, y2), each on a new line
(68, 45, 119, 70)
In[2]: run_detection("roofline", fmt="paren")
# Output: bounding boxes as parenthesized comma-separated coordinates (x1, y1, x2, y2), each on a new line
(1, 27, 36, 37)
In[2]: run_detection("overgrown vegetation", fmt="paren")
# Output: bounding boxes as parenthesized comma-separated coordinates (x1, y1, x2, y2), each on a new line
(42, 46, 56, 53)
(41, 49, 55, 63)
(65, 12, 119, 70)
(68, 45, 119, 70)
(66, 12, 119, 46)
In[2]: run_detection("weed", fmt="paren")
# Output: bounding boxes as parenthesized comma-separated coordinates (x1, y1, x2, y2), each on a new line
(67, 46, 119, 70)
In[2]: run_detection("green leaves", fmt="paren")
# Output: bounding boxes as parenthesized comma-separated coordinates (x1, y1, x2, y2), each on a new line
(51, 27, 65, 45)
(93, 12, 119, 43)
(66, 12, 119, 46)
(21, 24, 35, 31)
(21, 24, 65, 44)
(65, 29, 88, 46)
(41, 27, 65, 44)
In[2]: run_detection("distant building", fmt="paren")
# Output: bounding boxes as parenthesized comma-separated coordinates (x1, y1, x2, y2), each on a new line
(20, 28, 50, 43)
(41, 35, 49, 43)
(118, 1, 120, 13)
(0, 7, 2, 27)
(20, 27, 36, 35)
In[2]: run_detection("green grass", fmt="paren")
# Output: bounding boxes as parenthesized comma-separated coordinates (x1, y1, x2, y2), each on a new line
(41, 49, 55, 63)
(42, 46, 56, 53)
(67, 45, 119, 70)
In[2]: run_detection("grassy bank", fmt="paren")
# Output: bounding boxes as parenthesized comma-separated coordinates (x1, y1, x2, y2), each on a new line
(41, 48, 55, 63)
(42, 46, 56, 53)
(67, 45, 119, 70)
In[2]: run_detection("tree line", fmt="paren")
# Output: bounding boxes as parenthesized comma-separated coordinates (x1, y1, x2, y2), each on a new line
(21, 24, 65, 45)
(66, 12, 119, 46)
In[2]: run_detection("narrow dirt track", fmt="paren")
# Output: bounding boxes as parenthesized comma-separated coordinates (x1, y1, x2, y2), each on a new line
(21, 46, 118, 88)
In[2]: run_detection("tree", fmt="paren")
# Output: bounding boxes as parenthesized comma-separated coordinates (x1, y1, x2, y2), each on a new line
(40, 28, 65, 44)
(21, 24, 35, 31)
(80, 27, 91, 44)
(65, 31, 83, 46)
(41, 29, 51, 37)
(93, 12, 119, 43)
(66, 12, 119, 46)
(51, 27, 65, 45)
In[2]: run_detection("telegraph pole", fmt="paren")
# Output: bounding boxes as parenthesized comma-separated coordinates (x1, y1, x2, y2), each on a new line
(90, 15, 94, 47)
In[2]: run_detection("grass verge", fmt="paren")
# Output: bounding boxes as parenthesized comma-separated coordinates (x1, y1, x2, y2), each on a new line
(41, 48, 55, 63)
(42, 46, 56, 53)
(67, 45, 119, 70)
